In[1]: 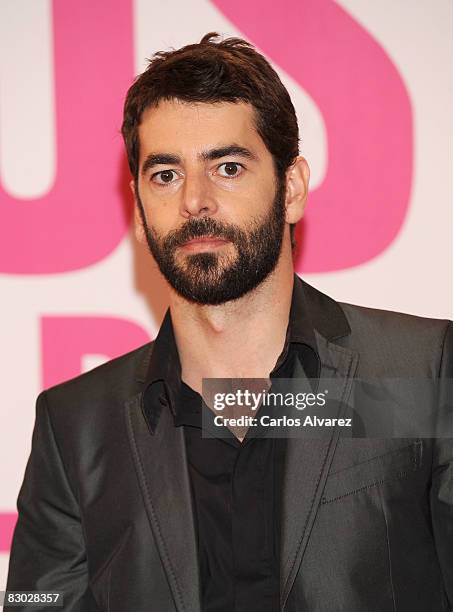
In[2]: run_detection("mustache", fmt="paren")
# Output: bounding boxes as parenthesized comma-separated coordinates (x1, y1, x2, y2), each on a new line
(163, 217, 243, 249)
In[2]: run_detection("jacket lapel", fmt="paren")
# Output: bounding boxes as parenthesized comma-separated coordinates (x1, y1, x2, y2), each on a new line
(280, 326, 359, 607)
(125, 390, 201, 612)
(125, 276, 358, 611)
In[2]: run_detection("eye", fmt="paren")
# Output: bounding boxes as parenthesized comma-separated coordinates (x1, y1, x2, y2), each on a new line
(151, 169, 178, 185)
(216, 162, 244, 178)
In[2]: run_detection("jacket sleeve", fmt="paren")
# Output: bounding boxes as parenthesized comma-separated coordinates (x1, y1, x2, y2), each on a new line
(5, 391, 100, 611)
(430, 321, 453, 609)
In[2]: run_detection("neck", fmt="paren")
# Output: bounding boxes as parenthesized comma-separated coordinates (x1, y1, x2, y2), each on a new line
(168, 252, 295, 394)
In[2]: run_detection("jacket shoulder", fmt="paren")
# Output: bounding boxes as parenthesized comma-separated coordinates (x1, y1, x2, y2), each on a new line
(43, 340, 154, 410)
(337, 300, 451, 376)
(340, 300, 450, 333)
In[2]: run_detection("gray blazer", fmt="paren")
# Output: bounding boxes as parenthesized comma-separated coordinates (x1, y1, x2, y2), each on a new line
(5, 278, 453, 611)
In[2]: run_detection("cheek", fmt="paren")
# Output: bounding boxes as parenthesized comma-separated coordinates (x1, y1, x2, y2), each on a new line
(238, 186, 277, 223)
(140, 195, 179, 236)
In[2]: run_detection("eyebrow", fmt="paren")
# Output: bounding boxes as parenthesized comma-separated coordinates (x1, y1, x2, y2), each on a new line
(201, 145, 257, 162)
(141, 144, 257, 175)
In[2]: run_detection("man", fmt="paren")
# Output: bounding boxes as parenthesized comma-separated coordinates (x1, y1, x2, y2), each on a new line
(5, 33, 453, 611)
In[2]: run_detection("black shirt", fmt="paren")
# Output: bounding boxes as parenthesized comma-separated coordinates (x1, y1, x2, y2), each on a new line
(173, 288, 320, 611)
(142, 275, 321, 611)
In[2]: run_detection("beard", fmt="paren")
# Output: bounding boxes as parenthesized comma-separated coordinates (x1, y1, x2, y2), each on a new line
(138, 180, 286, 305)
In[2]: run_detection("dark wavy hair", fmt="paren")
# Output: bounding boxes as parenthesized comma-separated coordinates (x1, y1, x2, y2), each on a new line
(121, 32, 300, 247)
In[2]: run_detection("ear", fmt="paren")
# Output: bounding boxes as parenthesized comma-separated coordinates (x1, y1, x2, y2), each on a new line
(284, 156, 310, 224)
(130, 179, 147, 245)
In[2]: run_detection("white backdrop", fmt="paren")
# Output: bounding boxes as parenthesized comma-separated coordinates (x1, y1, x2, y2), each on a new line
(1, 0, 452, 588)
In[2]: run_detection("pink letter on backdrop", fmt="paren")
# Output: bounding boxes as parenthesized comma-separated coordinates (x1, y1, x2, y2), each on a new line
(41, 316, 150, 388)
(0, 513, 17, 553)
(0, 0, 134, 274)
(211, 0, 413, 272)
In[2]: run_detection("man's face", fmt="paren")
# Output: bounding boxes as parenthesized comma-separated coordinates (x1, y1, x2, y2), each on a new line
(134, 99, 288, 305)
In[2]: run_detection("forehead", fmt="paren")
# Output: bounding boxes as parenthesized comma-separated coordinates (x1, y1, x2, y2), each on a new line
(138, 99, 267, 160)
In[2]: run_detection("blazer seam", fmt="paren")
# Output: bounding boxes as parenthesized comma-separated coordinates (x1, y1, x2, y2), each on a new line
(329, 441, 420, 476)
(126, 404, 187, 612)
(283, 439, 330, 600)
(378, 486, 397, 612)
(283, 347, 357, 600)
(322, 440, 422, 504)
(322, 469, 413, 504)
(437, 321, 451, 379)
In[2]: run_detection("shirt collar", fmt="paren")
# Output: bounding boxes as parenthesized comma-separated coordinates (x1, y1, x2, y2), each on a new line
(142, 274, 338, 433)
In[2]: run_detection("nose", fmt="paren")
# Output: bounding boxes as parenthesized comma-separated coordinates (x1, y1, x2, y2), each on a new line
(180, 171, 218, 219)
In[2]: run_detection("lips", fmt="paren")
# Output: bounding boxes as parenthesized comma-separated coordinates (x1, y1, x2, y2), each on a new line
(181, 236, 229, 248)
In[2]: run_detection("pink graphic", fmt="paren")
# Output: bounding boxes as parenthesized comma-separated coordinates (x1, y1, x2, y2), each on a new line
(211, 0, 413, 271)
(0, 0, 134, 274)
(41, 316, 150, 388)
(0, 513, 17, 552)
